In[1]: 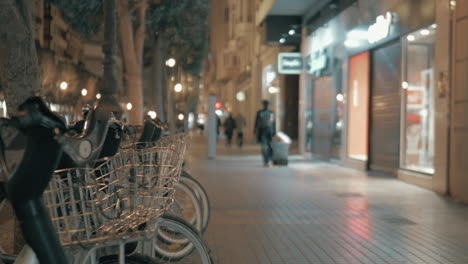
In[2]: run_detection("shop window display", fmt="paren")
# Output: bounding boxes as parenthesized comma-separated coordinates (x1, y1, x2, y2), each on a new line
(401, 25, 436, 174)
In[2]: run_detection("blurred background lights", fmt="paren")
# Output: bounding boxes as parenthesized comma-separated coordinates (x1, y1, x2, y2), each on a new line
(60, 81, 68, 90)
(126, 102, 132, 110)
(148, 110, 157, 119)
(96, 93, 101, 100)
(178, 113, 185, 120)
(336, 93, 344, 102)
(236, 91, 246, 102)
(81, 88, 87, 96)
(174, 83, 183, 92)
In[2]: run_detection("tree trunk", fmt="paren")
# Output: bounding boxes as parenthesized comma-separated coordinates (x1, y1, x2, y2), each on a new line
(0, 0, 41, 113)
(152, 36, 166, 121)
(117, 0, 147, 125)
(98, 0, 122, 117)
(0, 0, 39, 254)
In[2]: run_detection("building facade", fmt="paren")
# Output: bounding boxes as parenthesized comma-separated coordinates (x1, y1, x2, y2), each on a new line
(298, 0, 457, 197)
(203, 0, 296, 143)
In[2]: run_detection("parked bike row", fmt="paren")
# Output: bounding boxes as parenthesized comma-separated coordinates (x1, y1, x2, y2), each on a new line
(0, 97, 212, 264)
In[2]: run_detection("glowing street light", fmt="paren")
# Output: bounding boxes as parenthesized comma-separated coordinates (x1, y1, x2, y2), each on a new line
(166, 58, 176, 68)
(279, 38, 286, 44)
(178, 113, 185, 120)
(174, 83, 183, 93)
(336, 93, 344, 102)
(148, 110, 157, 119)
(288, 29, 295, 36)
(96, 93, 102, 100)
(126, 102, 133, 110)
(81, 88, 88, 96)
(60, 81, 68, 90)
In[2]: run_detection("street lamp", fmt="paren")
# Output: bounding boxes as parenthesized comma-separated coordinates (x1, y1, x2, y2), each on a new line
(81, 88, 88, 96)
(148, 110, 157, 119)
(60, 81, 68, 90)
(126, 102, 133, 110)
(166, 58, 176, 68)
(174, 83, 183, 93)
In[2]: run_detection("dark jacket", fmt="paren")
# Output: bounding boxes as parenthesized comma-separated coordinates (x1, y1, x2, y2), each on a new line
(224, 117, 237, 135)
(254, 109, 276, 142)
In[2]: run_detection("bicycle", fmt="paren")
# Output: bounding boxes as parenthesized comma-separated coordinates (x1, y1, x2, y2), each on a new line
(0, 98, 212, 264)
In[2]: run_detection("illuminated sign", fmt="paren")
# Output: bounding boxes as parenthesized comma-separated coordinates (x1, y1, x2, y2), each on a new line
(215, 102, 222, 109)
(278, 52, 303, 74)
(307, 50, 327, 75)
(368, 12, 393, 44)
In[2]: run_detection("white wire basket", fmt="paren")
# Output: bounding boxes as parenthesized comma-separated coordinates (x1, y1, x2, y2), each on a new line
(44, 136, 188, 247)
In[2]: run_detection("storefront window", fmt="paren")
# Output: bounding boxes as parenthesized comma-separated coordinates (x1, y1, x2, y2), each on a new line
(401, 25, 436, 174)
(347, 52, 370, 161)
(304, 80, 313, 153)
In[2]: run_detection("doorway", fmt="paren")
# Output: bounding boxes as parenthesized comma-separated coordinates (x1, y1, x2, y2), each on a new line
(369, 41, 402, 174)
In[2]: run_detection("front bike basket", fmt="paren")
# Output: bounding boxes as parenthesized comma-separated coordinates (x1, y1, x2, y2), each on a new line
(43, 138, 187, 247)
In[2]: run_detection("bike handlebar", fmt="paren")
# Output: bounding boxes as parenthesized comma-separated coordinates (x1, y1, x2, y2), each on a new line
(0, 96, 67, 264)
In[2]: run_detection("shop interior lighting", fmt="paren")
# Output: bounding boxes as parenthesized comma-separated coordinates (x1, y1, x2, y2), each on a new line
(268, 86, 280, 94)
(402, 82, 409, 89)
(178, 113, 185, 120)
(126, 102, 132, 111)
(406, 34, 416, 41)
(347, 29, 368, 40)
(148, 110, 157, 119)
(344, 39, 361, 48)
(60, 81, 68, 90)
(336, 93, 344, 102)
(174, 83, 183, 93)
(288, 29, 295, 36)
(420, 29, 430, 36)
(431, 24, 437, 29)
(81, 88, 88, 96)
(279, 38, 286, 44)
(96, 93, 102, 100)
(266, 72, 276, 83)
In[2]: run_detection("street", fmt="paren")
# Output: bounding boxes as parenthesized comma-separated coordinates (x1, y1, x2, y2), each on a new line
(187, 141, 468, 264)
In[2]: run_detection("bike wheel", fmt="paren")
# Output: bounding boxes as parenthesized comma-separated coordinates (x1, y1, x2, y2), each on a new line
(180, 171, 211, 232)
(153, 215, 212, 264)
(158, 181, 203, 245)
(99, 253, 159, 264)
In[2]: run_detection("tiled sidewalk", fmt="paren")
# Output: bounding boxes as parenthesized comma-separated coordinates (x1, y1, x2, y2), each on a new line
(187, 149, 468, 264)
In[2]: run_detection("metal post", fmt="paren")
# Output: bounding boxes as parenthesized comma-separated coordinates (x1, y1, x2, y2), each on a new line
(208, 94, 217, 159)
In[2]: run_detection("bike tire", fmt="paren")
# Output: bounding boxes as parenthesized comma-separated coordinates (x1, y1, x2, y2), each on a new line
(154, 215, 212, 263)
(180, 171, 211, 232)
(99, 253, 159, 264)
(158, 181, 203, 245)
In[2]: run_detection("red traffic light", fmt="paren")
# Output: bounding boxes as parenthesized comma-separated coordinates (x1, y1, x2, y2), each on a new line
(215, 102, 222, 109)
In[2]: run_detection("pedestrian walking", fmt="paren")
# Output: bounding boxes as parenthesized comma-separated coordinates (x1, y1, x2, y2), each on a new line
(254, 100, 276, 167)
(223, 113, 237, 147)
(236, 112, 247, 148)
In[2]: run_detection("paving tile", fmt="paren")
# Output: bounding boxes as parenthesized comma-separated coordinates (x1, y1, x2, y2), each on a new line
(186, 140, 468, 264)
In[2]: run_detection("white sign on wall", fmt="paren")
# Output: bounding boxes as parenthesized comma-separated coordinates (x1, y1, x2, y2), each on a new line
(278, 52, 303, 74)
(368, 12, 393, 44)
(307, 50, 327, 75)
